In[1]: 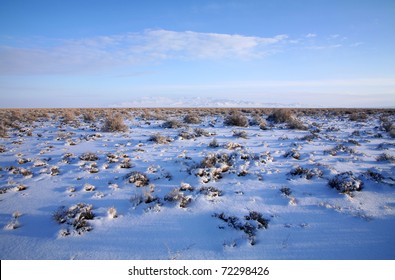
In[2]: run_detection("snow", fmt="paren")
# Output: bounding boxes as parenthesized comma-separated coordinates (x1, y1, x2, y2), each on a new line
(0, 109, 394, 259)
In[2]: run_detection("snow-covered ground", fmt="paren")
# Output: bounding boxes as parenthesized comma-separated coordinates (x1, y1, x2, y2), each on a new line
(0, 109, 394, 259)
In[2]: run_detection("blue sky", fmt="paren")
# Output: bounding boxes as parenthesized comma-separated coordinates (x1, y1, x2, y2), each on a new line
(0, 0, 394, 108)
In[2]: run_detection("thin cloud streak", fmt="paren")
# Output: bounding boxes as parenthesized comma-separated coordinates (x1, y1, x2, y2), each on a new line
(0, 29, 289, 75)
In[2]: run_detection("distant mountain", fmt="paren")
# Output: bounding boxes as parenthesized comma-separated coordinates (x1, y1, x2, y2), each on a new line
(110, 96, 305, 108)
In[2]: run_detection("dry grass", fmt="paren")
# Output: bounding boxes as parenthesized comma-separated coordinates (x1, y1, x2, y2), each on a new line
(102, 114, 128, 132)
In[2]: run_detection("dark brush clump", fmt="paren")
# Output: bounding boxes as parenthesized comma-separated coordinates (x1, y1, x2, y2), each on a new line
(328, 172, 363, 194)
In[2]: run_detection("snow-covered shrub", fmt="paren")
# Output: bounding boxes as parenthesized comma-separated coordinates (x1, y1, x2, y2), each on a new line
(224, 111, 248, 127)
(213, 211, 269, 245)
(128, 171, 149, 187)
(226, 142, 243, 150)
(164, 188, 192, 208)
(268, 109, 307, 130)
(183, 114, 201, 124)
(149, 133, 172, 144)
(232, 130, 248, 139)
(79, 152, 99, 161)
(290, 166, 323, 179)
(349, 112, 367, 122)
(107, 207, 118, 218)
(280, 187, 292, 196)
(284, 149, 301, 160)
(0, 144, 6, 152)
(83, 183, 96, 192)
(0, 121, 8, 138)
(194, 127, 211, 137)
(376, 153, 395, 163)
(208, 138, 219, 148)
(324, 144, 355, 156)
(328, 172, 363, 194)
(199, 186, 223, 198)
(50, 166, 60, 176)
(53, 203, 94, 235)
(102, 114, 128, 132)
(200, 153, 233, 169)
(82, 111, 96, 122)
(162, 119, 183, 129)
(287, 118, 308, 130)
(268, 109, 294, 123)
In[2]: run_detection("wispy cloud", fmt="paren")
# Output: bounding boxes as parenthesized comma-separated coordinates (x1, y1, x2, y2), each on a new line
(0, 30, 288, 75)
(306, 33, 317, 38)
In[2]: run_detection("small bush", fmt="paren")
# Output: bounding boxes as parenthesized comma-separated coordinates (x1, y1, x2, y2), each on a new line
(83, 111, 96, 122)
(290, 166, 323, 179)
(199, 186, 223, 198)
(328, 172, 363, 194)
(183, 114, 201, 124)
(79, 152, 99, 161)
(162, 119, 183, 129)
(107, 207, 118, 218)
(102, 114, 128, 132)
(208, 138, 219, 148)
(53, 203, 94, 235)
(349, 112, 368, 122)
(0, 121, 8, 138)
(324, 144, 355, 156)
(149, 133, 172, 144)
(284, 149, 301, 160)
(268, 109, 294, 123)
(224, 111, 248, 127)
(128, 171, 149, 187)
(233, 130, 248, 139)
(280, 187, 292, 196)
(376, 153, 395, 163)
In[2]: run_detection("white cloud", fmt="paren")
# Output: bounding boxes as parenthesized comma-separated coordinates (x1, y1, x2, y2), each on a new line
(306, 33, 317, 38)
(0, 30, 288, 75)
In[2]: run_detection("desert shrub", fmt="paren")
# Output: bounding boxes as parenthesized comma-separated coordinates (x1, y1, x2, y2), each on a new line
(79, 152, 99, 161)
(208, 138, 219, 148)
(200, 153, 233, 169)
(83, 111, 96, 122)
(61, 110, 76, 124)
(194, 127, 211, 137)
(290, 166, 323, 179)
(364, 169, 385, 183)
(377, 142, 395, 150)
(178, 130, 195, 140)
(284, 149, 301, 160)
(324, 144, 355, 156)
(349, 112, 368, 122)
(0, 121, 8, 138)
(382, 122, 395, 138)
(328, 172, 363, 194)
(268, 109, 294, 123)
(107, 207, 118, 218)
(53, 203, 94, 235)
(213, 211, 269, 245)
(149, 133, 172, 144)
(183, 114, 201, 124)
(0, 145, 6, 153)
(102, 114, 128, 132)
(287, 118, 308, 130)
(83, 183, 96, 191)
(226, 142, 243, 150)
(280, 187, 292, 196)
(164, 188, 192, 208)
(224, 111, 248, 127)
(199, 186, 223, 198)
(128, 171, 149, 187)
(250, 114, 268, 130)
(268, 109, 307, 130)
(162, 119, 183, 129)
(376, 153, 395, 163)
(233, 130, 248, 139)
